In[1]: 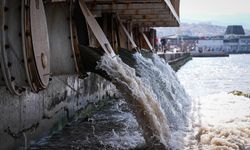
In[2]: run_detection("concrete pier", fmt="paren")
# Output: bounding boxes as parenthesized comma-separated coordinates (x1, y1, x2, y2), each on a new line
(158, 52, 192, 71)
(0, 75, 116, 150)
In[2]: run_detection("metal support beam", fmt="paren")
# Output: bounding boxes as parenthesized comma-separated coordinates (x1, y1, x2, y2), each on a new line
(79, 0, 115, 57)
(117, 15, 137, 50)
(141, 32, 154, 53)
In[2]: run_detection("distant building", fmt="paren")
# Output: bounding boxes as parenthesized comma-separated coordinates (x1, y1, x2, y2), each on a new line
(238, 36, 250, 52)
(161, 35, 199, 52)
(225, 25, 245, 36)
(223, 25, 250, 53)
(160, 25, 250, 53)
(197, 36, 224, 52)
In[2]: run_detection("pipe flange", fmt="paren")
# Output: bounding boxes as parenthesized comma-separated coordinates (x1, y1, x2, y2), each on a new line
(22, 0, 50, 92)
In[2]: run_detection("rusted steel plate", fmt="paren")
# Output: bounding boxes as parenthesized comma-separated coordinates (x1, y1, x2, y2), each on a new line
(44, 2, 76, 75)
(29, 0, 50, 86)
(0, 0, 27, 94)
(22, 0, 50, 92)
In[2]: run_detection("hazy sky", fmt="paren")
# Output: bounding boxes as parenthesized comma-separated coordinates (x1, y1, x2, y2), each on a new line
(180, 0, 250, 29)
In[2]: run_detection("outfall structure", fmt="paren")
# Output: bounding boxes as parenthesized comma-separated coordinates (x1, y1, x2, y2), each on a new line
(0, 0, 180, 149)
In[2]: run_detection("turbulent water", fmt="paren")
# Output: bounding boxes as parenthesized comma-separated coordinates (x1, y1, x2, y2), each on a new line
(97, 53, 190, 149)
(177, 54, 250, 149)
(30, 52, 191, 149)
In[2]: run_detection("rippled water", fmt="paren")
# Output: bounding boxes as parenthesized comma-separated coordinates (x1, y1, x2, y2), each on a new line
(177, 54, 250, 149)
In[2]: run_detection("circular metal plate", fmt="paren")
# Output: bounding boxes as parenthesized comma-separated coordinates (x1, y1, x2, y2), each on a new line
(29, 0, 50, 86)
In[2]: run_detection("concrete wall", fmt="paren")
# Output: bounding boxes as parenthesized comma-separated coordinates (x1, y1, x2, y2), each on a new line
(159, 52, 191, 71)
(0, 74, 116, 150)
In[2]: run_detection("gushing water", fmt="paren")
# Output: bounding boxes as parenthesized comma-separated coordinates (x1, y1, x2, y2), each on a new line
(97, 53, 191, 149)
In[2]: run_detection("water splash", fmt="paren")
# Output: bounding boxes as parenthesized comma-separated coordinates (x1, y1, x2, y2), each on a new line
(97, 53, 191, 149)
(134, 53, 191, 148)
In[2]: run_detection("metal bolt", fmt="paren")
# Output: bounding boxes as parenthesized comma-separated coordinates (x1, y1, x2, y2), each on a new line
(4, 7, 9, 12)
(7, 62, 12, 67)
(5, 44, 10, 49)
(4, 25, 8, 30)
(41, 53, 48, 69)
(11, 76, 15, 81)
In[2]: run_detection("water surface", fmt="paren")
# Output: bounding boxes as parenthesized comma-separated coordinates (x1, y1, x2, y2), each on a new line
(177, 54, 250, 149)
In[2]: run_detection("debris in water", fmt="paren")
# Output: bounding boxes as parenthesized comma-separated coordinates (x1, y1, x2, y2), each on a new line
(229, 90, 250, 98)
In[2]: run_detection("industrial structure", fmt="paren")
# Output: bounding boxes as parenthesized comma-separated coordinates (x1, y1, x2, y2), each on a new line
(0, 0, 180, 149)
(161, 25, 250, 54)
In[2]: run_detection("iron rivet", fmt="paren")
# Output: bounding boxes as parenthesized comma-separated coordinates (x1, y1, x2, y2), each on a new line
(4, 7, 9, 12)
(7, 62, 12, 67)
(4, 25, 8, 30)
(49, 78, 52, 81)
(5, 44, 10, 49)
(41, 53, 48, 68)
(11, 76, 15, 81)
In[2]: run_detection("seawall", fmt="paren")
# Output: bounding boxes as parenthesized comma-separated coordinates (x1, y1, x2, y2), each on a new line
(158, 52, 192, 71)
(0, 74, 116, 150)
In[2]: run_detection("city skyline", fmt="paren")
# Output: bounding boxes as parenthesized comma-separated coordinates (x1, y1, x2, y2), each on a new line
(180, 0, 250, 29)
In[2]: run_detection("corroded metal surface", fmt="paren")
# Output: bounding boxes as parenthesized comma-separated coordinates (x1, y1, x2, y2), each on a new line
(79, 0, 116, 57)
(45, 2, 76, 75)
(29, 0, 50, 86)
(141, 32, 153, 52)
(117, 15, 137, 50)
(85, 0, 180, 27)
(0, 0, 27, 95)
(22, 0, 50, 92)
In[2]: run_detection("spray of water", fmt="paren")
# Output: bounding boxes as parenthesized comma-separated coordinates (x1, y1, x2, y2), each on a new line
(97, 53, 191, 149)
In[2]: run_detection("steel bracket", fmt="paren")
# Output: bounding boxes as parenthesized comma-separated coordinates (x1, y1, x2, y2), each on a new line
(79, 0, 115, 57)
(141, 31, 154, 53)
(116, 15, 138, 51)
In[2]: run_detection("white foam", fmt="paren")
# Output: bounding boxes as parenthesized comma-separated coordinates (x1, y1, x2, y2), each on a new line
(97, 53, 191, 149)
